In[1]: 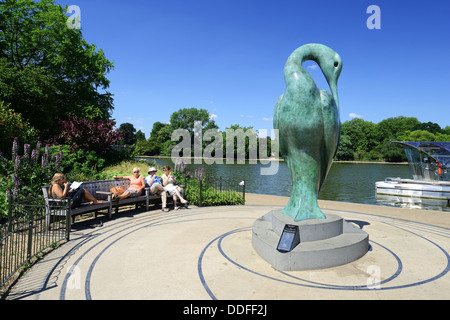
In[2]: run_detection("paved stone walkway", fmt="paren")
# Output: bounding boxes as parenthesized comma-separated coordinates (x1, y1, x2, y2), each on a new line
(6, 197, 450, 301)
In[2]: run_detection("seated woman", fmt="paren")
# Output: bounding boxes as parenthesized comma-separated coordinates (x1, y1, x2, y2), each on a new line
(113, 167, 145, 201)
(50, 173, 102, 208)
(161, 165, 188, 210)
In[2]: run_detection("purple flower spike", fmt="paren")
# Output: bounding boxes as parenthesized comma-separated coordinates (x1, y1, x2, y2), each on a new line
(41, 153, 49, 168)
(23, 144, 31, 158)
(31, 149, 38, 164)
(11, 137, 19, 160)
(14, 155, 21, 171)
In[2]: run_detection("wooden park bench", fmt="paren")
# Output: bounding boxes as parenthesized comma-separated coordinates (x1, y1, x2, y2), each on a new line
(42, 178, 163, 230)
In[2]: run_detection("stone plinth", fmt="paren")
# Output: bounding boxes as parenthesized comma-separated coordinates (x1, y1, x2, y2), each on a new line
(252, 210, 369, 271)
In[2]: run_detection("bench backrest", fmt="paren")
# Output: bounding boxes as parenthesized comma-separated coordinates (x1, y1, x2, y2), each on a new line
(81, 179, 130, 200)
(42, 179, 131, 201)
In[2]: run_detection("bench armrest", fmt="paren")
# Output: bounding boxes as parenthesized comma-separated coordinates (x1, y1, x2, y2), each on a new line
(47, 198, 68, 203)
(96, 191, 113, 195)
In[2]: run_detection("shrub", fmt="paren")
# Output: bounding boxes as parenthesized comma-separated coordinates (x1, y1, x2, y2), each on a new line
(56, 116, 124, 154)
(0, 101, 37, 155)
(178, 165, 244, 207)
(0, 138, 62, 218)
(184, 178, 244, 206)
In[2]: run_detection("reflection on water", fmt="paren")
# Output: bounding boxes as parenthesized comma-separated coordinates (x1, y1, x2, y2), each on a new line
(376, 194, 450, 211)
(137, 157, 450, 212)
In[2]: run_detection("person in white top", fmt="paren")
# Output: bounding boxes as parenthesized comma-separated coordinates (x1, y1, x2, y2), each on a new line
(161, 165, 188, 210)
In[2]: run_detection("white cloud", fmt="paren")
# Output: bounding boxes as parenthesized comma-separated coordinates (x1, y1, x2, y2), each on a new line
(262, 117, 273, 121)
(307, 65, 319, 70)
(209, 113, 218, 120)
(349, 113, 364, 119)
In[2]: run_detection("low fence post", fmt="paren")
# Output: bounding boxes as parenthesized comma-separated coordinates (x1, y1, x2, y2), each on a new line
(199, 180, 203, 208)
(27, 207, 34, 262)
(243, 180, 246, 205)
(7, 193, 13, 232)
(66, 199, 71, 241)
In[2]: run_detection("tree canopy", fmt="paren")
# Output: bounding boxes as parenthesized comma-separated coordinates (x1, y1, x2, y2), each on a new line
(0, 0, 114, 139)
(338, 117, 450, 161)
(135, 109, 449, 162)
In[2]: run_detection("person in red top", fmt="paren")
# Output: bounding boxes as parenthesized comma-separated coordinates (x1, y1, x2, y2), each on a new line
(113, 167, 145, 201)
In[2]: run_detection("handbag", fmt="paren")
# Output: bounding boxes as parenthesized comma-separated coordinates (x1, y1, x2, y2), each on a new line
(110, 186, 125, 196)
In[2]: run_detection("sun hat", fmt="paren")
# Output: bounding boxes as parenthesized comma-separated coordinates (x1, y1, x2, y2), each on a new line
(148, 167, 157, 173)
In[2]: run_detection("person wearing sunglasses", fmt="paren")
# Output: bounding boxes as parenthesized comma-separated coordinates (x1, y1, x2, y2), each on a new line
(50, 173, 102, 208)
(113, 167, 145, 201)
(145, 167, 169, 212)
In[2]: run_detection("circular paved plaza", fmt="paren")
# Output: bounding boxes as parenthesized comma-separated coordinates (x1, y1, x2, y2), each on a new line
(6, 201, 450, 300)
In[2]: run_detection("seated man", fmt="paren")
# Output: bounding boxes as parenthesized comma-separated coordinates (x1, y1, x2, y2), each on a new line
(145, 167, 168, 212)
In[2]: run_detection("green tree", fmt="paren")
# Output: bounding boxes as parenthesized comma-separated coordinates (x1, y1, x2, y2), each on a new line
(376, 116, 421, 142)
(435, 132, 450, 141)
(341, 118, 378, 153)
(169, 108, 218, 134)
(335, 134, 354, 161)
(398, 130, 436, 142)
(135, 130, 146, 141)
(0, 101, 37, 154)
(223, 124, 258, 160)
(0, 0, 114, 139)
(396, 129, 450, 142)
(119, 123, 137, 145)
(146, 122, 171, 155)
(444, 126, 450, 135)
(414, 121, 443, 134)
(381, 142, 406, 162)
(169, 108, 219, 157)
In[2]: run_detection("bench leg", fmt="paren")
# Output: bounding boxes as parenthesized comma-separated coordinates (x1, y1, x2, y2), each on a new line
(45, 210, 51, 231)
(108, 194, 112, 219)
(145, 190, 150, 211)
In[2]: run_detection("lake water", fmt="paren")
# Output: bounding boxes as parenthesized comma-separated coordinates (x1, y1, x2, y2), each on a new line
(137, 157, 450, 212)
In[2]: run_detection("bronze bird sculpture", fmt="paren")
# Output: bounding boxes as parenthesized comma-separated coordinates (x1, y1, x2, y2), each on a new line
(274, 43, 342, 221)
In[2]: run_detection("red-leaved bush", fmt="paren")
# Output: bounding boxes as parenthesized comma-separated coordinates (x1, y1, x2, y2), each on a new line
(56, 116, 124, 154)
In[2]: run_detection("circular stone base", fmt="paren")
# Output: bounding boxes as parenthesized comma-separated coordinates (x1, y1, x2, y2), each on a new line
(252, 210, 369, 271)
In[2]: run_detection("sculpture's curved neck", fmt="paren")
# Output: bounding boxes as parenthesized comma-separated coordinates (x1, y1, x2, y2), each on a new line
(284, 44, 340, 111)
(285, 44, 324, 70)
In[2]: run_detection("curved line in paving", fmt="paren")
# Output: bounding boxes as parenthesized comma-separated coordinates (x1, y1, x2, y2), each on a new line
(197, 213, 450, 297)
(271, 240, 402, 290)
(62, 211, 206, 300)
(79, 209, 254, 300)
(60, 213, 176, 299)
(29, 206, 450, 300)
(199, 228, 401, 297)
(34, 214, 155, 300)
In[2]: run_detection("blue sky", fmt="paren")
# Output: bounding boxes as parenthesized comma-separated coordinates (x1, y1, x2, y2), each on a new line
(55, 0, 450, 138)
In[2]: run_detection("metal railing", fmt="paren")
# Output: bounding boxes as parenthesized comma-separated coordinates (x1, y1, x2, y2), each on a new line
(186, 177, 245, 207)
(0, 196, 70, 290)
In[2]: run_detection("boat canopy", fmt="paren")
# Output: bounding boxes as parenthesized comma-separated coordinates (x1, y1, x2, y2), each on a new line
(393, 141, 450, 181)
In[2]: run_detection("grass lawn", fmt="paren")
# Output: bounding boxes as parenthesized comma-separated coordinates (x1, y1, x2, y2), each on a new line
(101, 160, 162, 178)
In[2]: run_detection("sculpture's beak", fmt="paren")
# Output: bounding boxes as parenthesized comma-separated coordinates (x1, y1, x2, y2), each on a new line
(330, 81, 339, 110)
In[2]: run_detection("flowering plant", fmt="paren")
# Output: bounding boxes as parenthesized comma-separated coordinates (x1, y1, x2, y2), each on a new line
(1, 138, 62, 203)
(56, 116, 123, 154)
